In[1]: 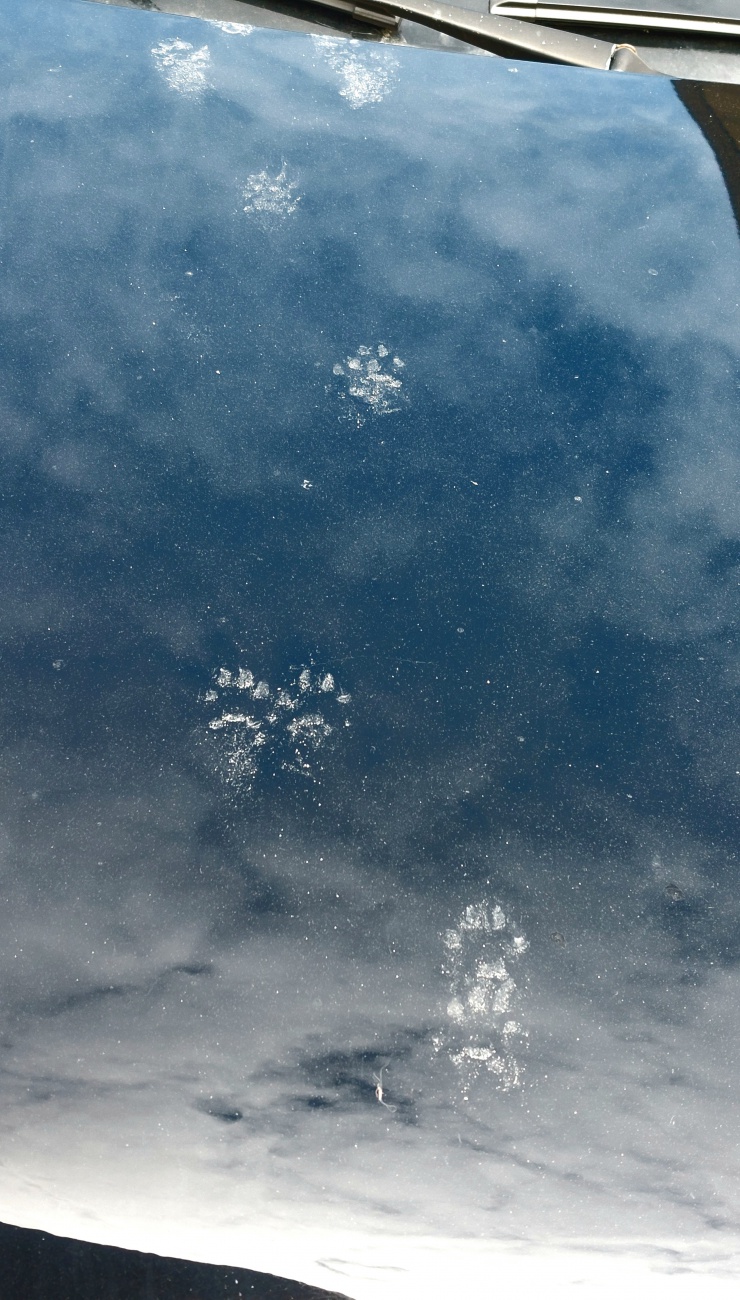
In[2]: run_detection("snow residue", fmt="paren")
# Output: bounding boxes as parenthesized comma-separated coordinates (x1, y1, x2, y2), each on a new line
(242, 167, 300, 219)
(333, 344, 405, 422)
(207, 20, 253, 35)
(208, 713, 261, 731)
(434, 900, 529, 1096)
(151, 40, 210, 98)
(312, 36, 399, 109)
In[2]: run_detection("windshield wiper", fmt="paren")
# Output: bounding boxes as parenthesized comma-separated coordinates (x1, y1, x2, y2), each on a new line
(491, 1, 740, 37)
(308, 0, 661, 70)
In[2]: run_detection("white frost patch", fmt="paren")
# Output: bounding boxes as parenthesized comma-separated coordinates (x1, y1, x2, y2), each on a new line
(203, 662, 350, 792)
(478, 958, 508, 981)
(312, 36, 399, 109)
(436, 899, 529, 1095)
(208, 713, 261, 731)
(285, 714, 333, 777)
(333, 344, 405, 422)
(151, 40, 210, 98)
(207, 20, 253, 34)
(242, 168, 300, 219)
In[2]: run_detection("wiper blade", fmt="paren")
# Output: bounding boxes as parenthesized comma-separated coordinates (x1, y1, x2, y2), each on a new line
(491, 0, 740, 36)
(310, 0, 661, 70)
(302, 0, 401, 25)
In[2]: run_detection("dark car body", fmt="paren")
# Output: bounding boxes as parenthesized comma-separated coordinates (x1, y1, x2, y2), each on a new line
(2, 0, 740, 1295)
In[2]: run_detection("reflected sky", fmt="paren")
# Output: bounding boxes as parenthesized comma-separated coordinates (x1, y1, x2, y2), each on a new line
(2, 1, 740, 1295)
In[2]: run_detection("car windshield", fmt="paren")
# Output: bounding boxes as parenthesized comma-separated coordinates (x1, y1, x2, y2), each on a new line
(4, 1, 740, 1297)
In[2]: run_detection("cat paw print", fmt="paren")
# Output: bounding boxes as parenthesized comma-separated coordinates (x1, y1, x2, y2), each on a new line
(312, 36, 400, 109)
(332, 344, 405, 424)
(242, 167, 300, 220)
(203, 665, 351, 792)
(433, 900, 529, 1098)
(151, 39, 211, 98)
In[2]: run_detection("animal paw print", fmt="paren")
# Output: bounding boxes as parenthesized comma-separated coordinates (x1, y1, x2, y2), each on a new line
(433, 900, 529, 1097)
(242, 167, 300, 219)
(312, 36, 399, 110)
(203, 665, 351, 791)
(332, 344, 405, 424)
(151, 39, 211, 98)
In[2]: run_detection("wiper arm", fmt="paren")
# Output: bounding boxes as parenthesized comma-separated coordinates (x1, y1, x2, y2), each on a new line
(309, 0, 661, 69)
(491, 1, 740, 37)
